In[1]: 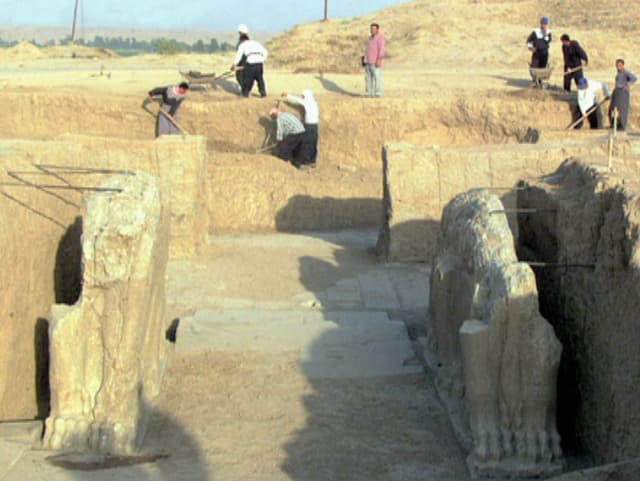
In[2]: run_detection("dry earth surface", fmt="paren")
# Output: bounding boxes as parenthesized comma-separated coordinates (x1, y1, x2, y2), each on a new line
(1, 0, 640, 479)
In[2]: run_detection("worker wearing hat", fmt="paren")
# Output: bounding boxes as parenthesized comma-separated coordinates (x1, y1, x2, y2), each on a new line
(575, 77, 611, 129)
(527, 17, 553, 68)
(232, 24, 269, 97)
(234, 24, 250, 88)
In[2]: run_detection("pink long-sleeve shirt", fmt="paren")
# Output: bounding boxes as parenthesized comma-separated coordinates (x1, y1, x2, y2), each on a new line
(365, 33, 387, 66)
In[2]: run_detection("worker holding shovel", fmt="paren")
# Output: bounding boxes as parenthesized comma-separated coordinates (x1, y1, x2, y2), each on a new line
(145, 82, 190, 137)
(574, 77, 610, 129)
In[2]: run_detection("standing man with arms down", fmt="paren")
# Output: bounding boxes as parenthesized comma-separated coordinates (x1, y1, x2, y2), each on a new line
(364, 22, 387, 98)
(146, 82, 189, 137)
(561, 34, 589, 91)
(527, 17, 552, 68)
(609, 58, 637, 131)
(232, 27, 269, 98)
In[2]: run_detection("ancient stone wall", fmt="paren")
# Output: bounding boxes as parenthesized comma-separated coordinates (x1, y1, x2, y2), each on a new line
(427, 189, 563, 478)
(0, 136, 207, 420)
(43, 172, 171, 453)
(377, 140, 634, 262)
(518, 159, 640, 463)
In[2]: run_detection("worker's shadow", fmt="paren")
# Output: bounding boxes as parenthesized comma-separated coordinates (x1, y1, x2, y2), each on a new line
(215, 77, 242, 96)
(490, 74, 538, 88)
(314, 74, 361, 97)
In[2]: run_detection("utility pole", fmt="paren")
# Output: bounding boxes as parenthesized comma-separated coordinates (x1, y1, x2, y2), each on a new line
(71, 0, 80, 43)
(324, 0, 329, 21)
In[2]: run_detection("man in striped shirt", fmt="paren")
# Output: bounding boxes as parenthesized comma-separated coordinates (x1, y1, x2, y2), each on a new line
(269, 107, 315, 169)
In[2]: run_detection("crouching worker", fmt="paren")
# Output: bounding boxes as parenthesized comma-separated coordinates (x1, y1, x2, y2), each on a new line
(576, 77, 610, 129)
(282, 90, 319, 163)
(146, 82, 189, 137)
(269, 107, 316, 169)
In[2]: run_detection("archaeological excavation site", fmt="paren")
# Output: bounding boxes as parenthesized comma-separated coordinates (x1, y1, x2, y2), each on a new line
(2, 2, 640, 479)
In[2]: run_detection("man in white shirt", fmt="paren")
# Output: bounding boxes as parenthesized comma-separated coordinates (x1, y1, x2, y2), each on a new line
(232, 27, 269, 98)
(576, 77, 611, 129)
(281, 90, 319, 163)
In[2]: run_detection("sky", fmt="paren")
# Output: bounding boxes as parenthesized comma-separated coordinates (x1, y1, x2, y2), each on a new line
(3, 1, 408, 32)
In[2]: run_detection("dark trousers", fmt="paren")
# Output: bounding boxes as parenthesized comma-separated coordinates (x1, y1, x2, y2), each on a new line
(279, 132, 315, 166)
(609, 88, 631, 130)
(564, 68, 584, 91)
(241, 63, 266, 97)
(304, 123, 318, 162)
(531, 51, 549, 68)
(278, 132, 306, 163)
(575, 103, 601, 129)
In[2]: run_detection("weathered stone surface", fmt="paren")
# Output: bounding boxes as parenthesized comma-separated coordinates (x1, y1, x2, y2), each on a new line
(427, 189, 563, 478)
(518, 158, 640, 463)
(376, 140, 635, 262)
(43, 171, 172, 454)
(0, 137, 206, 421)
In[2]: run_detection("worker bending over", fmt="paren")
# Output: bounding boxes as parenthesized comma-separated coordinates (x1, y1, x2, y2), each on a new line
(269, 107, 316, 169)
(576, 77, 610, 129)
(146, 82, 189, 137)
(281, 90, 319, 164)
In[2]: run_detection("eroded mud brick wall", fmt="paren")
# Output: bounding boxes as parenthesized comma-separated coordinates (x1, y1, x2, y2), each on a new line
(0, 136, 207, 420)
(517, 159, 640, 462)
(378, 140, 633, 262)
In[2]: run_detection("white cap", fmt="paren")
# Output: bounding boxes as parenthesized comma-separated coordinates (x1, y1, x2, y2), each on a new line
(238, 24, 249, 34)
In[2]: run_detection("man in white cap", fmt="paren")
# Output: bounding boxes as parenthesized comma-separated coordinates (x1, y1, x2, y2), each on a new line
(281, 89, 319, 163)
(576, 77, 610, 129)
(234, 24, 250, 88)
(232, 25, 269, 98)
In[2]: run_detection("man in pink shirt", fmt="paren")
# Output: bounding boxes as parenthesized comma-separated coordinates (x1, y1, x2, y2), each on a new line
(364, 22, 387, 97)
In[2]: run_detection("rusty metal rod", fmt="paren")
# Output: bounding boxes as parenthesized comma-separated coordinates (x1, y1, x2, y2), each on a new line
(1, 182, 122, 192)
(489, 208, 557, 214)
(525, 261, 595, 269)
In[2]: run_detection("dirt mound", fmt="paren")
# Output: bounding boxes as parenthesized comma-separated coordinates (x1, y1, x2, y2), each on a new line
(0, 41, 118, 63)
(0, 40, 46, 61)
(267, 0, 638, 73)
(42, 44, 119, 59)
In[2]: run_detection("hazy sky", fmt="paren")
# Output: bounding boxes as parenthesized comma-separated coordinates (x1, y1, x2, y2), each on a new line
(5, 1, 407, 32)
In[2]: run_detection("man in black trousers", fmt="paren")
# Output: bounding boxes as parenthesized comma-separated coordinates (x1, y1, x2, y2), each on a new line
(561, 34, 589, 92)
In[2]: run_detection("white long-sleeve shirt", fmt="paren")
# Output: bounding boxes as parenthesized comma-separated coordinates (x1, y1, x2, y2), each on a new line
(286, 90, 319, 125)
(234, 39, 268, 65)
(577, 79, 611, 115)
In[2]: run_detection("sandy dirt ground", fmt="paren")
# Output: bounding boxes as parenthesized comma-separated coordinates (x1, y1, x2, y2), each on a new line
(1, 3, 639, 477)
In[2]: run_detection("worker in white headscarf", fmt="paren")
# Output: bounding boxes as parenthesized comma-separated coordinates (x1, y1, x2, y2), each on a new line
(281, 89, 319, 163)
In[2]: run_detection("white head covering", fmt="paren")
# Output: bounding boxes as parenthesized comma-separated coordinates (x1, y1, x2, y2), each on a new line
(302, 90, 314, 99)
(238, 24, 249, 34)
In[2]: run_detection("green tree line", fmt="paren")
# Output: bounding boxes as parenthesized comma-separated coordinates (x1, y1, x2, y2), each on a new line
(0, 35, 234, 55)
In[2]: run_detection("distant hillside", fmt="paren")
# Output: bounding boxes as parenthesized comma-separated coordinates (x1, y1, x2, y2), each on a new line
(267, 0, 640, 73)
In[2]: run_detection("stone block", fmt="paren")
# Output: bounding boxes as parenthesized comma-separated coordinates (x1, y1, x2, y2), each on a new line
(43, 171, 172, 454)
(427, 189, 563, 478)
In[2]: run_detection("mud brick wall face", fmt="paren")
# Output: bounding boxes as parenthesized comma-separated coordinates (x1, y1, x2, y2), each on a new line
(517, 160, 640, 463)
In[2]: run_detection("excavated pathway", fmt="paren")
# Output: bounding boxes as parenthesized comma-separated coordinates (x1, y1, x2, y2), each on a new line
(0, 230, 471, 481)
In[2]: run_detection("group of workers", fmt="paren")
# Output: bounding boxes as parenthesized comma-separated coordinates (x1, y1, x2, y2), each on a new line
(527, 16, 637, 131)
(145, 21, 387, 169)
(143, 16, 635, 163)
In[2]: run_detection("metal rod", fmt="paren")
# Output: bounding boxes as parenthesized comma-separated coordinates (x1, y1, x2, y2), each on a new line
(525, 261, 595, 269)
(489, 208, 557, 214)
(7, 172, 79, 207)
(34, 164, 135, 175)
(1, 182, 122, 192)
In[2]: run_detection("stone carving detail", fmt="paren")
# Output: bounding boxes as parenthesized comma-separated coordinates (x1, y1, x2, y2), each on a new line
(427, 189, 563, 478)
(43, 172, 172, 454)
